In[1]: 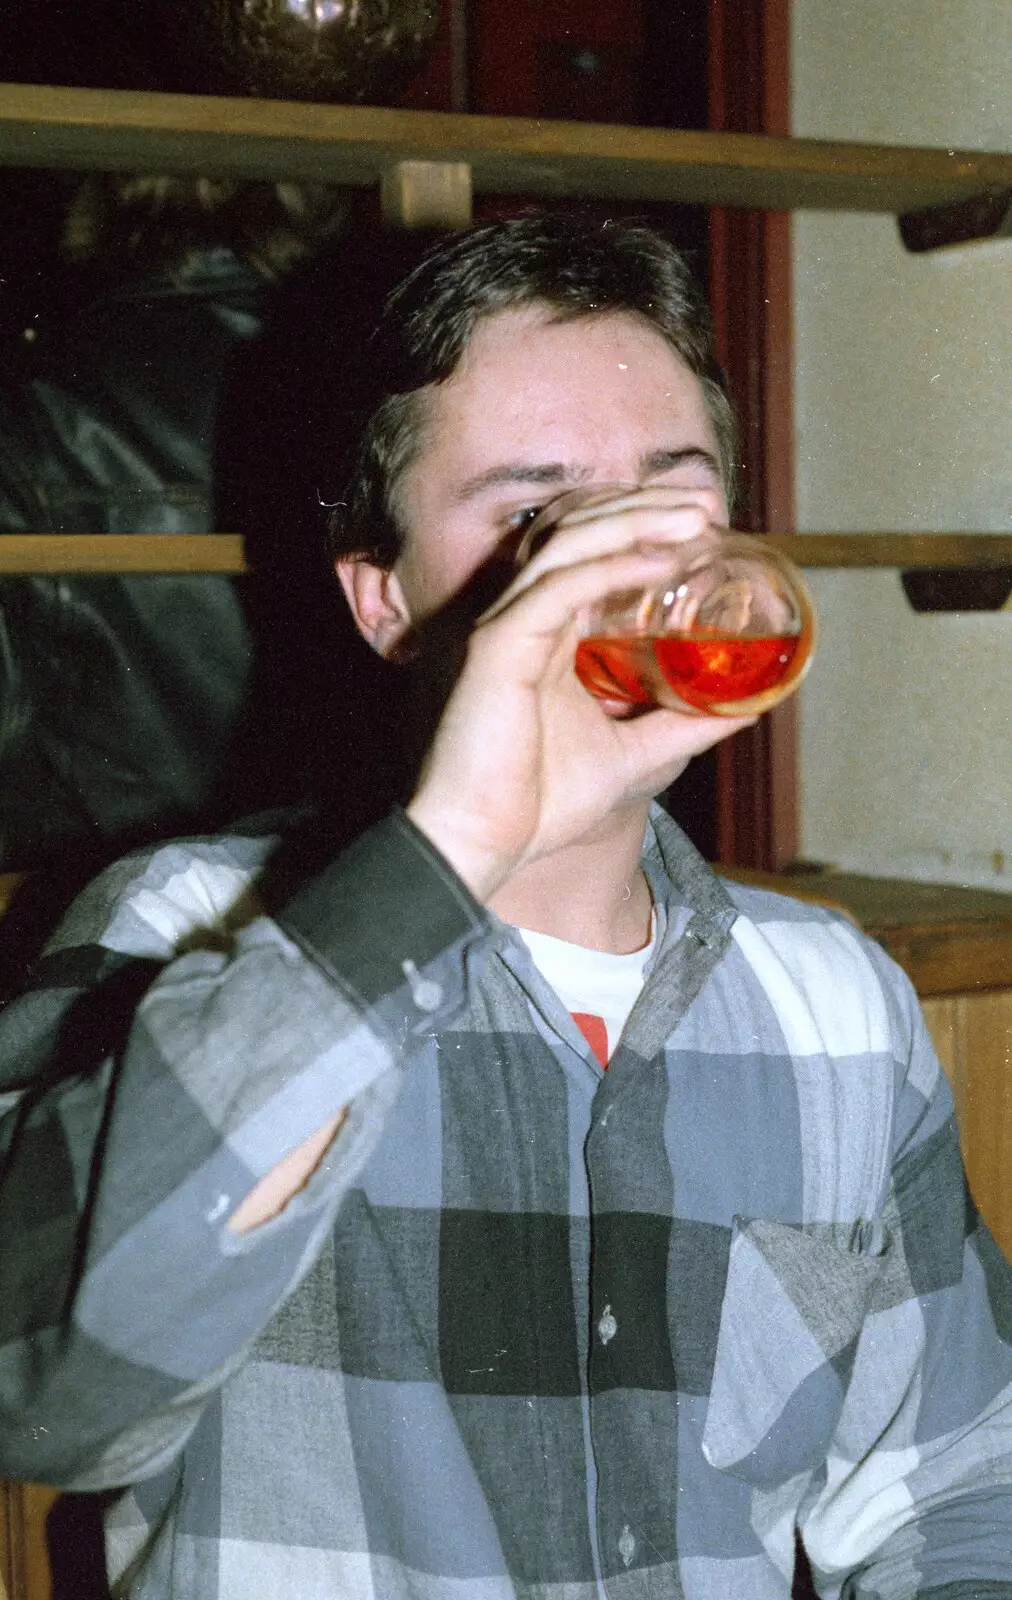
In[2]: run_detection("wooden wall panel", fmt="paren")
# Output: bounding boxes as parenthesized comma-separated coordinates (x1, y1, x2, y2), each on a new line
(469, 0, 645, 121)
(0, 1482, 55, 1600)
(923, 991, 1012, 1259)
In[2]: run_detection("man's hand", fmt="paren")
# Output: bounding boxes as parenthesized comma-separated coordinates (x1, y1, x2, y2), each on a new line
(405, 488, 755, 902)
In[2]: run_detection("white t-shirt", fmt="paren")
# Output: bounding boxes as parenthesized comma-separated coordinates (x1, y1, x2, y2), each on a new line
(516, 912, 658, 1066)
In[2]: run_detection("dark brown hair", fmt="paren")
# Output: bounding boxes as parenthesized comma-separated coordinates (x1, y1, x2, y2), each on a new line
(326, 214, 738, 568)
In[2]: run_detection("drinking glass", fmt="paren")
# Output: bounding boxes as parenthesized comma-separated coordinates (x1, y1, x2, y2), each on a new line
(518, 489, 816, 717)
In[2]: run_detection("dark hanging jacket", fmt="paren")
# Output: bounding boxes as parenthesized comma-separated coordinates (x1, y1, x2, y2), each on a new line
(0, 248, 266, 871)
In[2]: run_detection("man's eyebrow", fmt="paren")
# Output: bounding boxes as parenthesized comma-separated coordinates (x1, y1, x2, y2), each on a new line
(450, 462, 588, 504)
(451, 448, 721, 505)
(641, 447, 722, 479)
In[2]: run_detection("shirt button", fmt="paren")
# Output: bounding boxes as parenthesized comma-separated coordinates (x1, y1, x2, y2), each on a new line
(401, 958, 443, 1012)
(205, 1192, 230, 1224)
(618, 1524, 636, 1567)
(597, 1304, 618, 1345)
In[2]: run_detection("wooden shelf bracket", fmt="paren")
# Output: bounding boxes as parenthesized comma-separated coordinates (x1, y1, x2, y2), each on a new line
(899, 187, 1012, 252)
(379, 160, 473, 228)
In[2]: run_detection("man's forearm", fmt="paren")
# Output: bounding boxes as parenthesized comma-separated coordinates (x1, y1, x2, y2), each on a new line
(0, 811, 489, 1484)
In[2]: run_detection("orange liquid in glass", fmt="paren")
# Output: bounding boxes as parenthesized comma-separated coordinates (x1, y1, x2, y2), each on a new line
(575, 631, 803, 714)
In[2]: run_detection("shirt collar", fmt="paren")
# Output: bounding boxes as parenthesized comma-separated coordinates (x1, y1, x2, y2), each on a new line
(641, 803, 739, 960)
(488, 804, 738, 976)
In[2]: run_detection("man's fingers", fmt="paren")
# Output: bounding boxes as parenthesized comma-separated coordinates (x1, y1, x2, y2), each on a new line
(506, 499, 723, 609)
(553, 484, 724, 532)
(514, 484, 725, 565)
(476, 543, 683, 634)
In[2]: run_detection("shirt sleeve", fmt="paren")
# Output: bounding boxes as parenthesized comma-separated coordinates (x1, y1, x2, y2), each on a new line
(799, 945, 1012, 1597)
(0, 808, 490, 1491)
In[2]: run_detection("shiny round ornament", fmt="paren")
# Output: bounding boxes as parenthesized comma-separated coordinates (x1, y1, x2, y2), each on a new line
(154, 0, 441, 104)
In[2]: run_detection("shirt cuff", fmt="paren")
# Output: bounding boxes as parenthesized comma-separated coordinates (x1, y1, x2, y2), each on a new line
(276, 807, 490, 1045)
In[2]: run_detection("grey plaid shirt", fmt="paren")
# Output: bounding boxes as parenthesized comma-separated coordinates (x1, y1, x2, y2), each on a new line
(1, 806, 1011, 1599)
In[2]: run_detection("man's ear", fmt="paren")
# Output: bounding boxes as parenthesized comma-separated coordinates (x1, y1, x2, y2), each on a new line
(335, 557, 413, 659)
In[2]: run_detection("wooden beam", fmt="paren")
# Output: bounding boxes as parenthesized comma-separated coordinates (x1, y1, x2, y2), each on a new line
(1, 82, 1011, 215)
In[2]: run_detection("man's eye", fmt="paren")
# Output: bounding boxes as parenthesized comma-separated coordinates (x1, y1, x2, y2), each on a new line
(505, 505, 544, 534)
(500, 505, 554, 567)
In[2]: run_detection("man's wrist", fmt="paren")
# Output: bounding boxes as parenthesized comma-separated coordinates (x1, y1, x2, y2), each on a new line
(403, 796, 517, 904)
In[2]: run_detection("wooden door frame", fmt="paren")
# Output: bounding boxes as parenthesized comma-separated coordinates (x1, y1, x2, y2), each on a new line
(708, 0, 798, 870)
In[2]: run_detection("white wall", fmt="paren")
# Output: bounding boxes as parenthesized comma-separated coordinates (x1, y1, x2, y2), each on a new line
(791, 0, 1012, 886)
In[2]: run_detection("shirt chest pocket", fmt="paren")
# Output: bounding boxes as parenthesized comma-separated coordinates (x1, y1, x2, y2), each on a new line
(701, 1216, 887, 1487)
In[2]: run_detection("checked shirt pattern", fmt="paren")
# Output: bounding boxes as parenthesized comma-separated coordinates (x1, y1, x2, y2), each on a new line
(1, 807, 1011, 1598)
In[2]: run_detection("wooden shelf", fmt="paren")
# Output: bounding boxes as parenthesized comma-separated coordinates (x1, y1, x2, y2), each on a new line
(1, 82, 1011, 216)
(0, 534, 246, 574)
(1, 532, 1010, 576)
(771, 534, 1012, 570)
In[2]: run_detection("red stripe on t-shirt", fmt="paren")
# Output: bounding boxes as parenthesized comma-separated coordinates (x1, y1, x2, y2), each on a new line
(571, 1012, 609, 1067)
